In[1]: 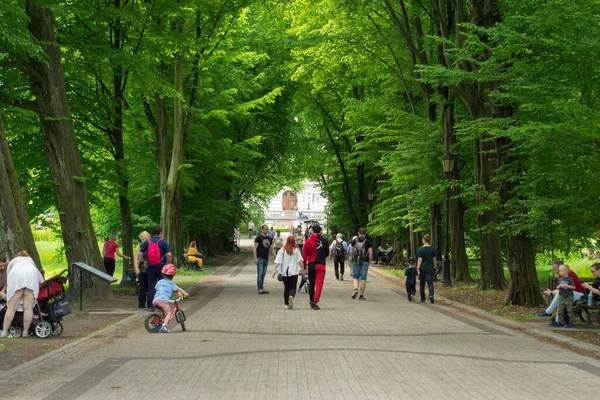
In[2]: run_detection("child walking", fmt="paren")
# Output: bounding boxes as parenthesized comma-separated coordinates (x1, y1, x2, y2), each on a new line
(404, 257, 418, 302)
(152, 264, 189, 332)
(556, 264, 576, 328)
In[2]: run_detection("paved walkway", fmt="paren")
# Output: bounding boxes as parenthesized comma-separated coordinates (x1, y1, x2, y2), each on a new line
(2, 239, 600, 399)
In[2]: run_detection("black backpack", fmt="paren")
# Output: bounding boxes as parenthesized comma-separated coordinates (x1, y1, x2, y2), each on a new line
(334, 241, 345, 260)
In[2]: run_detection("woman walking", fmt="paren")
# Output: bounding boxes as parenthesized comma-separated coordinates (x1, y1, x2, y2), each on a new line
(417, 234, 437, 304)
(103, 232, 130, 277)
(272, 236, 304, 309)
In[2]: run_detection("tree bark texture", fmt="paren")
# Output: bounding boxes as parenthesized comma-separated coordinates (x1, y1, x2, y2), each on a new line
(506, 233, 544, 306)
(440, 87, 470, 280)
(0, 114, 42, 267)
(25, 0, 109, 299)
(429, 203, 442, 261)
(474, 135, 505, 290)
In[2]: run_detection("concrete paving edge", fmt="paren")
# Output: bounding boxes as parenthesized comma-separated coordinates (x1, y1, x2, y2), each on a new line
(369, 265, 600, 358)
(0, 251, 247, 380)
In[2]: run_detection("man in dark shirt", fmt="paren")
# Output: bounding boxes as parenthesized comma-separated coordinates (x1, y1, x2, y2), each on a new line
(582, 262, 600, 303)
(302, 225, 329, 310)
(253, 224, 275, 294)
(349, 227, 373, 301)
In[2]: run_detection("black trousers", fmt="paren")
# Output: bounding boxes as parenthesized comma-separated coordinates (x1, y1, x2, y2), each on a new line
(308, 264, 317, 303)
(137, 271, 149, 308)
(104, 257, 116, 277)
(282, 275, 298, 305)
(333, 257, 345, 278)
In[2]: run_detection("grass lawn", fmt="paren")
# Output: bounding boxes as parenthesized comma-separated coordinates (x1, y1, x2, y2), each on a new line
(36, 241, 214, 295)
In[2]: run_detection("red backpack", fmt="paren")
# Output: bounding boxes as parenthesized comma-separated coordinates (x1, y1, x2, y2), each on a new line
(147, 238, 163, 265)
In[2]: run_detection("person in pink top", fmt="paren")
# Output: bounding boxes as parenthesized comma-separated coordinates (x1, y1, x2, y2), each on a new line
(103, 232, 129, 277)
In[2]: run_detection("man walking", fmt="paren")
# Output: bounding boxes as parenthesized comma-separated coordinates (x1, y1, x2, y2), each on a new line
(136, 226, 172, 307)
(253, 224, 275, 294)
(302, 225, 329, 310)
(248, 221, 255, 238)
(349, 228, 373, 301)
(329, 233, 348, 280)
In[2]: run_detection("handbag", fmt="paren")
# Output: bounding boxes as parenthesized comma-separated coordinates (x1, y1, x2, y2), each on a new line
(52, 299, 72, 318)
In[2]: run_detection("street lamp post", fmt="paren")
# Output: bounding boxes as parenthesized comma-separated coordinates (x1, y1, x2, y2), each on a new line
(441, 153, 456, 286)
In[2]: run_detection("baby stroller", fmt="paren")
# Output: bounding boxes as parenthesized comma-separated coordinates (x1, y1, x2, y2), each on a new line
(2, 269, 71, 338)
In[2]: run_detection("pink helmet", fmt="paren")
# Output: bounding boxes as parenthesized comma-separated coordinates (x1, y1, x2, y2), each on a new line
(161, 264, 177, 276)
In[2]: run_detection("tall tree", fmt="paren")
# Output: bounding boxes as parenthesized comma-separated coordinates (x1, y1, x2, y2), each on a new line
(24, 0, 108, 298)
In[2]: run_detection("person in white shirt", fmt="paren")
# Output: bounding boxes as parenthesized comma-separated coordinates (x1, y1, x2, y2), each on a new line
(272, 236, 304, 309)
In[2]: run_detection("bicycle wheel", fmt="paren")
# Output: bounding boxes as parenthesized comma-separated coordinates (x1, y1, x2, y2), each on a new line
(144, 313, 162, 333)
(176, 310, 186, 331)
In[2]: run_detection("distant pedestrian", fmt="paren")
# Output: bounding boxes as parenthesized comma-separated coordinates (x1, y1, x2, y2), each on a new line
(295, 228, 305, 252)
(103, 232, 130, 277)
(248, 221, 255, 238)
(253, 225, 275, 294)
(290, 222, 296, 235)
(272, 236, 304, 309)
(417, 234, 437, 304)
(349, 228, 373, 301)
(268, 226, 276, 239)
(274, 231, 284, 253)
(134, 231, 151, 310)
(329, 233, 348, 281)
(404, 257, 418, 302)
(302, 224, 329, 310)
(136, 226, 172, 308)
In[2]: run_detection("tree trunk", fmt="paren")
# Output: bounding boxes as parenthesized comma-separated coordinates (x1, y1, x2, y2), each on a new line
(440, 87, 470, 280)
(0, 114, 42, 268)
(474, 135, 505, 290)
(429, 203, 442, 261)
(25, 0, 108, 299)
(506, 233, 544, 306)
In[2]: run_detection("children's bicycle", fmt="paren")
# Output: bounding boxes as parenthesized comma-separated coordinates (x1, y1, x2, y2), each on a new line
(144, 292, 189, 333)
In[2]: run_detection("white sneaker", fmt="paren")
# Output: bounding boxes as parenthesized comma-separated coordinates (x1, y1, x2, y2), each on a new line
(283, 305, 289, 310)
(289, 296, 294, 309)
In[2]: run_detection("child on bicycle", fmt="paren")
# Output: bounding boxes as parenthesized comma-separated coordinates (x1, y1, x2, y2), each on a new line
(152, 264, 189, 333)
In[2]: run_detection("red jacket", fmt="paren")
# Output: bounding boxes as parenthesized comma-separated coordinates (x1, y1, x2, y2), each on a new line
(302, 234, 329, 267)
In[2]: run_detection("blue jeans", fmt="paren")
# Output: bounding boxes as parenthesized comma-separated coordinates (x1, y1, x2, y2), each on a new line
(257, 257, 268, 291)
(546, 291, 583, 322)
(419, 271, 434, 301)
(352, 261, 370, 280)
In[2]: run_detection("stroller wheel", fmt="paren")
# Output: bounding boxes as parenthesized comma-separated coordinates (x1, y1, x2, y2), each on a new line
(51, 322, 64, 336)
(8, 326, 22, 338)
(35, 321, 53, 338)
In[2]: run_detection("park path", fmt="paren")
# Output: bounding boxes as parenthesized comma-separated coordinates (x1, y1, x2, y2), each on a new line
(1, 237, 600, 399)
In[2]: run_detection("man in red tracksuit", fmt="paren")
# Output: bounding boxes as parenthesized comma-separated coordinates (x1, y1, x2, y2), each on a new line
(302, 225, 329, 310)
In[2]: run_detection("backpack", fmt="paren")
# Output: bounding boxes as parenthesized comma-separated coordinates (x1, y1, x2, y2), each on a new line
(352, 240, 366, 263)
(334, 241, 345, 260)
(147, 238, 163, 265)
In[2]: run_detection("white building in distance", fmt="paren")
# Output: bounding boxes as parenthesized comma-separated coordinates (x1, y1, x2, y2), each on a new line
(263, 182, 328, 229)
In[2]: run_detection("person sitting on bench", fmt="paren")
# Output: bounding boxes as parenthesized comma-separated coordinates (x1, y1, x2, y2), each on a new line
(374, 244, 393, 264)
(187, 241, 203, 269)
